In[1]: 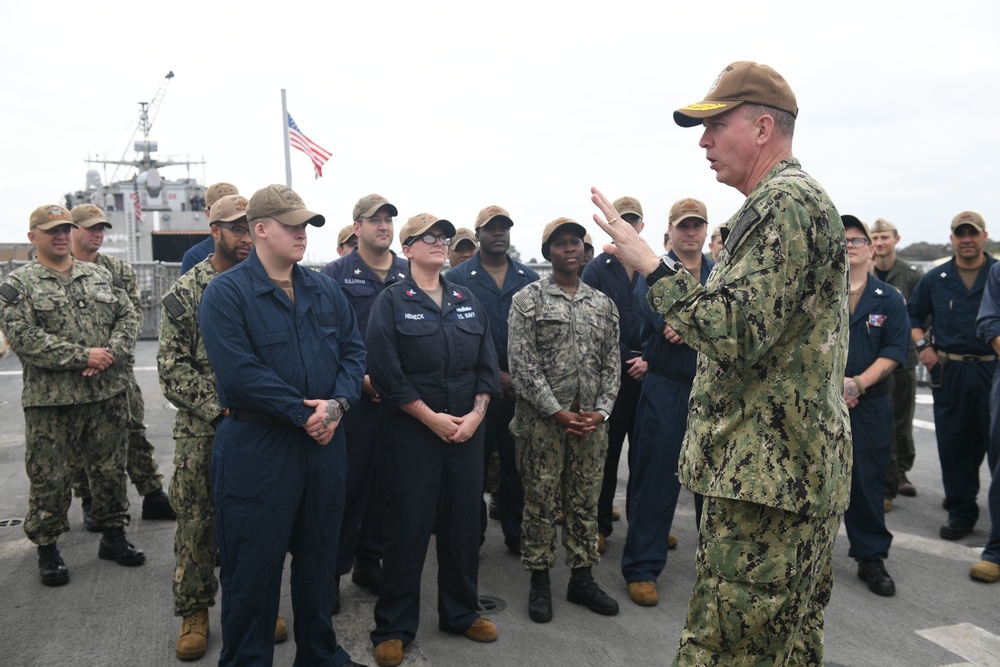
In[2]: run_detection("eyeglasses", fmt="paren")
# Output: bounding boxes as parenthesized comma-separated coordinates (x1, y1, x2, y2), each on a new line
(845, 237, 871, 247)
(407, 234, 452, 246)
(216, 224, 250, 238)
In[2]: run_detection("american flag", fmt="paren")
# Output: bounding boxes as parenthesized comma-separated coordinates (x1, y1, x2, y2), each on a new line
(288, 113, 332, 178)
(131, 181, 143, 223)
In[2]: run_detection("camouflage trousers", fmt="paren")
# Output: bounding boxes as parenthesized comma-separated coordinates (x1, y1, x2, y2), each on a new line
(170, 436, 217, 616)
(23, 394, 130, 546)
(69, 371, 164, 498)
(513, 412, 607, 571)
(674, 497, 840, 667)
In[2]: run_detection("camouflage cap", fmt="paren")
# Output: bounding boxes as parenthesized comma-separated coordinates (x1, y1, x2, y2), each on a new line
(674, 61, 798, 128)
(30, 204, 77, 231)
(452, 227, 478, 249)
(246, 184, 325, 227)
(205, 182, 239, 208)
(209, 195, 250, 224)
(669, 197, 708, 226)
(353, 194, 398, 221)
(841, 214, 872, 242)
(337, 225, 357, 246)
(951, 211, 986, 233)
(399, 213, 456, 246)
(613, 196, 643, 219)
(541, 217, 587, 260)
(475, 205, 514, 230)
(870, 218, 898, 234)
(70, 203, 111, 229)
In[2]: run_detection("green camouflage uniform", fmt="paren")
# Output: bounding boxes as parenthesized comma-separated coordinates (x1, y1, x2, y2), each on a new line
(881, 257, 924, 497)
(157, 257, 224, 617)
(0, 260, 138, 545)
(68, 252, 165, 498)
(644, 159, 851, 666)
(508, 277, 620, 571)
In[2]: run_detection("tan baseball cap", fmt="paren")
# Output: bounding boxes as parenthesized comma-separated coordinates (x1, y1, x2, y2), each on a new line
(452, 228, 477, 249)
(951, 211, 986, 233)
(583, 232, 594, 250)
(870, 218, 898, 234)
(353, 194, 398, 221)
(30, 204, 77, 231)
(475, 205, 514, 230)
(841, 214, 872, 242)
(674, 61, 798, 128)
(246, 184, 325, 227)
(541, 217, 587, 260)
(399, 213, 456, 246)
(209, 195, 250, 224)
(669, 198, 708, 226)
(205, 182, 239, 208)
(613, 196, 643, 219)
(337, 225, 357, 247)
(70, 204, 111, 229)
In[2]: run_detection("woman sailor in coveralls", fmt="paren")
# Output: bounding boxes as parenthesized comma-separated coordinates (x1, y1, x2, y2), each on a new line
(365, 213, 502, 666)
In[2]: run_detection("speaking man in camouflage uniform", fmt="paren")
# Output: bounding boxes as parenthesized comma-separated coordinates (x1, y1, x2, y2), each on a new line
(0, 204, 146, 587)
(68, 204, 175, 528)
(509, 218, 621, 624)
(157, 194, 288, 660)
(592, 60, 851, 665)
(870, 217, 924, 509)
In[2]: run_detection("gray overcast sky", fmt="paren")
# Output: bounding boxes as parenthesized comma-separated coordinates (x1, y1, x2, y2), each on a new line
(2, 1, 998, 263)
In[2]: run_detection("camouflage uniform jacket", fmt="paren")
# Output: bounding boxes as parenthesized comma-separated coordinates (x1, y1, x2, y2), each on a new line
(646, 158, 852, 518)
(94, 252, 143, 344)
(157, 256, 223, 438)
(0, 260, 137, 407)
(508, 277, 621, 420)
(880, 256, 924, 369)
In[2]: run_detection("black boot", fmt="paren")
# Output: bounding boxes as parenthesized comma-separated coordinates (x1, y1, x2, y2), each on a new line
(98, 528, 146, 566)
(38, 544, 69, 587)
(857, 559, 896, 596)
(528, 569, 552, 623)
(567, 566, 619, 616)
(81, 497, 100, 533)
(352, 556, 383, 595)
(142, 489, 177, 520)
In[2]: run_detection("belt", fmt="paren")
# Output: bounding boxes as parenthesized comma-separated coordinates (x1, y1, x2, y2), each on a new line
(940, 352, 998, 364)
(647, 363, 694, 385)
(230, 408, 275, 425)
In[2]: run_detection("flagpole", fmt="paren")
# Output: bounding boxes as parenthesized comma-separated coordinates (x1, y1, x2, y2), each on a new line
(281, 89, 292, 187)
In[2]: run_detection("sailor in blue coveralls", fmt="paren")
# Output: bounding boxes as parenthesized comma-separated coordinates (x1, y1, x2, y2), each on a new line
(444, 205, 539, 553)
(621, 198, 714, 607)
(908, 211, 997, 540)
(840, 215, 909, 596)
(321, 194, 409, 606)
(365, 214, 501, 666)
(199, 185, 366, 667)
(973, 260, 1000, 582)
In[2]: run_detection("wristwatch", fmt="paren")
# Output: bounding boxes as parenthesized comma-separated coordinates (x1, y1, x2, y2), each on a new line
(333, 396, 351, 415)
(645, 256, 679, 286)
(914, 337, 931, 353)
(596, 409, 611, 423)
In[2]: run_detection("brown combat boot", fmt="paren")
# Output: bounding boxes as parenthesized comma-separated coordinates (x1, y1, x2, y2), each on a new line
(176, 609, 209, 661)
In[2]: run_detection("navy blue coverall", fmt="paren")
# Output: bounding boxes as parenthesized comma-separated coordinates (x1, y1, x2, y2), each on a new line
(444, 252, 538, 549)
(975, 261, 1000, 567)
(621, 253, 712, 584)
(366, 276, 500, 647)
(199, 249, 365, 667)
(844, 277, 909, 561)
(322, 248, 409, 577)
(581, 252, 644, 538)
(908, 253, 998, 529)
